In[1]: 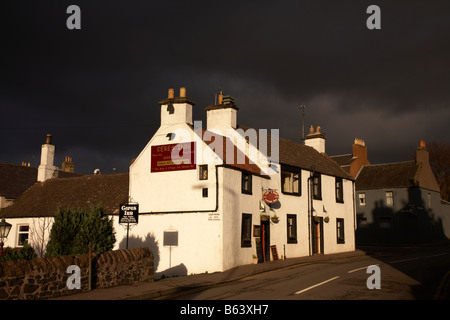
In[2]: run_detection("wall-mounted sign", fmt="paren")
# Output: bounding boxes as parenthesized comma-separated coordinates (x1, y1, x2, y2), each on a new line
(119, 204, 139, 224)
(151, 142, 196, 172)
(163, 230, 178, 247)
(263, 190, 279, 204)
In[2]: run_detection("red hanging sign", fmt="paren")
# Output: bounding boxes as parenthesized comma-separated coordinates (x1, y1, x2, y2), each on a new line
(263, 190, 279, 204)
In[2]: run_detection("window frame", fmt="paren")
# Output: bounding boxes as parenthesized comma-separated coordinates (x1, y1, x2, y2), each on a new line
(286, 214, 298, 244)
(312, 172, 322, 200)
(241, 213, 252, 247)
(335, 177, 344, 203)
(241, 172, 252, 195)
(358, 192, 366, 207)
(281, 165, 301, 196)
(199, 164, 208, 180)
(336, 218, 345, 244)
(17, 224, 30, 247)
(385, 191, 394, 207)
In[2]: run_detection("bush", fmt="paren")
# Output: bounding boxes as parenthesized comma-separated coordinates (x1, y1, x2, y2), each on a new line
(45, 205, 116, 257)
(0, 242, 37, 262)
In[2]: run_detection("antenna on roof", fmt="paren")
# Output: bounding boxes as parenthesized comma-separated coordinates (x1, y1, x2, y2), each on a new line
(300, 105, 305, 142)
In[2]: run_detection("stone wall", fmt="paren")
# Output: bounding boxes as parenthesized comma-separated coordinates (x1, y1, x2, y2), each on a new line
(0, 247, 153, 300)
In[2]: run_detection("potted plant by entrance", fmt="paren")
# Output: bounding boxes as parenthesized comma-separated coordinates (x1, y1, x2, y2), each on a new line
(252, 254, 258, 264)
(271, 214, 279, 223)
(260, 214, 270, 221)
(313, 215, 321, 224)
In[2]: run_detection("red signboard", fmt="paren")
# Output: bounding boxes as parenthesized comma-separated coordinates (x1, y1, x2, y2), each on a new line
(263, 190, 279, 204)
(151, 142, 196, 172)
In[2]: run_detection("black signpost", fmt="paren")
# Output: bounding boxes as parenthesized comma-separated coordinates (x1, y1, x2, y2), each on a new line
(119, 204, 139, 249)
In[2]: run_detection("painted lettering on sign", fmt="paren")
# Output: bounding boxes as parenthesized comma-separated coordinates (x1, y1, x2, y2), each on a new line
(151, 142, 196, 172)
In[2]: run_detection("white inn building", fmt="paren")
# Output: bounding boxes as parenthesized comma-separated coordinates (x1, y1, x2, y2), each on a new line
(116, 88, 356, 277)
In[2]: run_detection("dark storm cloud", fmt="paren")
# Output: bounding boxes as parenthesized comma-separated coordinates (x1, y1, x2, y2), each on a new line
(1, 0, 449, 173)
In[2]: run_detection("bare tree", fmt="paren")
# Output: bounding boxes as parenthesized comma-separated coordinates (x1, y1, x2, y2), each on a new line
(428, 141, 450, 201)
(30, 217, 54, 257)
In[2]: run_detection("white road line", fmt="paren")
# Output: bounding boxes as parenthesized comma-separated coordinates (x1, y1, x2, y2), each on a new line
(348, 264, 379, 274)
(389, 257, 420, 264)
(426, 253, 448, 258)
(294, 276, 340, 295)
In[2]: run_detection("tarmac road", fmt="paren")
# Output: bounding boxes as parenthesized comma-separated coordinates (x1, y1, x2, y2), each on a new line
(167, 244, 450, 300)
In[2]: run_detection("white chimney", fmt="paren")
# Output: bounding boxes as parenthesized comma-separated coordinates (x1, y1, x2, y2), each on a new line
(37, 134, 57, 182)
(158, 87, 194, 126)
(304, 125, 326, 153)
(205, 92, 238, 133)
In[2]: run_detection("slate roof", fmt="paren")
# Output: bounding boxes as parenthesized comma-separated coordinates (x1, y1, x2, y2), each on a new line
(237, 126, 353, 180)
(0, 172, 129, 218)
(355, 161, 418, 190)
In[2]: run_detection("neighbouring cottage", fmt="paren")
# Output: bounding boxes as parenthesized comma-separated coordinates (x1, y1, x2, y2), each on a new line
(120, 88, 356, 277)
(0, 134, 127, 254)
(343, 140, 449, 244)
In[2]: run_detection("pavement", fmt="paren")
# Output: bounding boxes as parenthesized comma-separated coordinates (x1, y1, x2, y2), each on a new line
(52, 249, 370, 300)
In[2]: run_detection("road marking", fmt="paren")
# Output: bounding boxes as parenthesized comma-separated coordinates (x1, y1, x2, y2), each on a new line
(389, 257, 420, 264)
(426, 253, 447, 258)
(348, 264, 379, 274)
(294, 276, 340, 295)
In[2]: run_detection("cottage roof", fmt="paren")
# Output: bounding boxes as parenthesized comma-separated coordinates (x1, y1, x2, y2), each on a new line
(0, 172, 129, 218)
(355, 161, 418, 190)
(0, 163, 84, 201)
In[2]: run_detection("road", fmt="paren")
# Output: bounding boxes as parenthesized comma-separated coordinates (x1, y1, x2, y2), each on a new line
(165, 244, 450, 300)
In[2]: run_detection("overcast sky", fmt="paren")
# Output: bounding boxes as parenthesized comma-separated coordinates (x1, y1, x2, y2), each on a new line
(1, 0, 449, 174)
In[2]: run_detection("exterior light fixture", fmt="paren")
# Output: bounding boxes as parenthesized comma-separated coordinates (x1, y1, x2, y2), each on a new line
(0, 217, 12, 256)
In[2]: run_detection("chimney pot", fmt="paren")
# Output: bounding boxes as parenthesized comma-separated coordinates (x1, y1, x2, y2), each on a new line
(45, 134, 52, 145)
(316, 126, 321, 134)
(218, 92, 223, 104)
(180, 87, 186, 98)
(420, 140, 426, 148)
(168, 88, 175, 98)
(309, 125, 314, 134)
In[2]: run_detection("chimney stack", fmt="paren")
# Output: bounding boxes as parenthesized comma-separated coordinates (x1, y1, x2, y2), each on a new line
(62, 156, 75, 173)
(351, 138, 370, 177)
(158, 87, 195, 126)
(37, 133, 57, 182)
(304, 125, 326, 153)
(205, 92, 239, 132)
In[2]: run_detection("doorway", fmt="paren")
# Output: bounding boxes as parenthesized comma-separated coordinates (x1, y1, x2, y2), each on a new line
(257, 219, 271, 262)
(311, 217, 324, 255)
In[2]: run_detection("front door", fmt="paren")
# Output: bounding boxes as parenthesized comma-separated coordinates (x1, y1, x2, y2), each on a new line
(261, 219, 271, 262)
(311, 217, 324, 255)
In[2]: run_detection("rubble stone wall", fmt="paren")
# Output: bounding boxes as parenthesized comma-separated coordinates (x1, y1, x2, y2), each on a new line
(0, 247, 153, 300)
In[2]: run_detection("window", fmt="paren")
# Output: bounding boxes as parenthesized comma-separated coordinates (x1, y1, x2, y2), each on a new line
(18, 225, 29, 246)
(241, 172, 252, 194)
(241, 214, 252, 247)
(358, 217, 368, 228)
(335, 177, 344, 203)
(379, 217, 392, 229)
(199, 165, 208, 180)
(385, 191, 394, 206)
(358, 193, 366, 207)
(312, 173, 322, 200)
(336, 218, 345, 244)
(281, 165, 301, 195)
(202, 188, 208, 198)
(286, 214, 298, 244)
